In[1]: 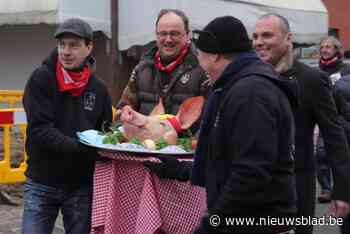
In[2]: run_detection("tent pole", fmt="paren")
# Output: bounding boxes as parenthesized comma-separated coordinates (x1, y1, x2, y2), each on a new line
(111, 0, 119, 102)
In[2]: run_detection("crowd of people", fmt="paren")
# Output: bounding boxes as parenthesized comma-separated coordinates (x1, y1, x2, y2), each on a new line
(21, 8, 350, 234)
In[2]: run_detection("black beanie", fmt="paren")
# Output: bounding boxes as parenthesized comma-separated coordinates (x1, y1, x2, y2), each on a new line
(193, 16, 251, 54)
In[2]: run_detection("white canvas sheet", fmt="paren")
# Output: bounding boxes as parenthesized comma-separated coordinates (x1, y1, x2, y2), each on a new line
(119, 0, 328, 49)
(0, 0, 110, 37)
(0, 0, 328, 49)
(0, 0, 58, 25)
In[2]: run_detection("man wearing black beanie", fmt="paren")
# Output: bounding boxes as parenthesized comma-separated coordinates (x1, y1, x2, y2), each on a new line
(147, 16, 298, 234)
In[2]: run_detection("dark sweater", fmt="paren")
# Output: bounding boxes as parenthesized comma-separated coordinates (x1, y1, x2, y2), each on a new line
(23, 50, 112, 190)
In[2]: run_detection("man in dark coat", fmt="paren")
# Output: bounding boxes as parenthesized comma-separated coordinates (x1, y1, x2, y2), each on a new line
(147, 15, 298, 234)
(319, 36, 350, 81)
(253, 13, 350, 234)
(22, 18, 112, 234)
(334, 74, 350, 233)
(316, 36, 350, 203)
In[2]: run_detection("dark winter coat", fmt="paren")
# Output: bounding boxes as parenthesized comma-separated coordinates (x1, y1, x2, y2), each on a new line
(23, 50, 112, 191)
(334, 75, 350, 144)
(192, 53, 298, 233)
(282, 61, 350, 197)
(280, 61, 350, 234)
(319, 58, 350, 79)
(316, 59, 350, 170)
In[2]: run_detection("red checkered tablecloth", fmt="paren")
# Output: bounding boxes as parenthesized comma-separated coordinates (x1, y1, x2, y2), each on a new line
(91, 151, 207, 234)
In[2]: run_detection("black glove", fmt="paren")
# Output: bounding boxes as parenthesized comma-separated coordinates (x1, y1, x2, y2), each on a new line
(143, 156, 192, 181)
(79, 143, 96, 153)
(78, 143, 111, 162)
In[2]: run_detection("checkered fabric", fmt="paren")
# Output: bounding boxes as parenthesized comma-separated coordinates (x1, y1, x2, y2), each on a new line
(91, 152, 207, 234)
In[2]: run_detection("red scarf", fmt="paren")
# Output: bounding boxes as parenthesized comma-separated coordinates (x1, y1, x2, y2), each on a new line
(56, 61, 90, 96)
(154, 44, 189, 73)
(320, 55, 339, 66)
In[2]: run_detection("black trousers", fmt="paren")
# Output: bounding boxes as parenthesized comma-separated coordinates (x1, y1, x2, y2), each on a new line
(295, 169, 316, 234)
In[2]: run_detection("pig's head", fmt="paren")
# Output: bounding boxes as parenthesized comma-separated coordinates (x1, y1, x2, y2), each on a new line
(120, 96, 204, 145)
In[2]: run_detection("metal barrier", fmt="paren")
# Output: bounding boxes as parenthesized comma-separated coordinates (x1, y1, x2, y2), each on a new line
(0, 90, 24, 108)
(0, 90, 27, 184)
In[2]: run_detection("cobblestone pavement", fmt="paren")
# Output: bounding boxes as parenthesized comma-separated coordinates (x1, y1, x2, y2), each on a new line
(0, 203, 64, 234)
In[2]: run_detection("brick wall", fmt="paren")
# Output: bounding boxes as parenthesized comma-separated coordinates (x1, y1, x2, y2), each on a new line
(323, 0, 350, 51)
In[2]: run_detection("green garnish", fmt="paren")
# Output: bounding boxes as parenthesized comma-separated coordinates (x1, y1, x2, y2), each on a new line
(155, 137, 169, 150)
(102, 128, 125, 145)
(129, 137, 142, 145)
(177, 137, 192, 152)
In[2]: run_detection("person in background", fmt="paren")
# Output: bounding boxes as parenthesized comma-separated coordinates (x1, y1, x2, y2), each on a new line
(22, 18, 112, 234)
(315, 36, 350, 203)
(117, 9, 209, 117)
(253, 13, 350, 234)
(319, 36, 350, 82)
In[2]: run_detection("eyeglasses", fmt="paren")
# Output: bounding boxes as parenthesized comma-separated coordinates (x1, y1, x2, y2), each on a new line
(156, 31, 185, 40)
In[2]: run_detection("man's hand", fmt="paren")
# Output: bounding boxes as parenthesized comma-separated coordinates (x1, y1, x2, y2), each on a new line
(143, 156, 192, 181)
(329, 200, 350, 217)
(144, 156, 181, 179)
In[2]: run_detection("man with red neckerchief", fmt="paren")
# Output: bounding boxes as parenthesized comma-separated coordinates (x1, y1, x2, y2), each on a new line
(22, 18, 112, 234)
(315, 36, 350, 204)
(117, 9, 210, 120)
(319, 36, 350, 82)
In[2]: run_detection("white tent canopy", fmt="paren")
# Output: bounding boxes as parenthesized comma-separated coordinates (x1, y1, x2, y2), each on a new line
(0, 0, 111, 36)
(0, 0, 58, 24)
(0, 0, 328, 50)
(119, 0, 328, 49)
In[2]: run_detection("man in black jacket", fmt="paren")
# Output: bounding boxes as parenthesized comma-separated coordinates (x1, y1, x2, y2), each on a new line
(148, 16, 297, 234)
(252, 13, 350, 234)
(316, 36, 350, 203)
(319, 36, 350, 81)
(22, 18, 112, 234)
(334, 74, 350, 233)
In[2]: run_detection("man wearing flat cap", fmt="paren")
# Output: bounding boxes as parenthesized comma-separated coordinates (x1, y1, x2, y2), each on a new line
(22, 18, 112, 234)
(147, 16, 297, 234)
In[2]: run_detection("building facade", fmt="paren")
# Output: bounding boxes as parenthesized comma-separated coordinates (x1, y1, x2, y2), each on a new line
(323, 0, 350, 51)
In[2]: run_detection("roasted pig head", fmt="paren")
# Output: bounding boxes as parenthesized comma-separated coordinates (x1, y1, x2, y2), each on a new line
(120, 96, 204, 145)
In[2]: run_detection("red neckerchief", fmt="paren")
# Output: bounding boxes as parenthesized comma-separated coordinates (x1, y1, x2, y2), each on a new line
(56, 60, 90, 96)
(320, 55, 339, 66)
(154, 43, 189, 74)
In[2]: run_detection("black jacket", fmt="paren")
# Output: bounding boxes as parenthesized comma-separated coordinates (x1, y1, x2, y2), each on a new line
(23, 50, 112, 190)
(335, 75, 350, 121)
(282, 60, 350, 201)
(316, 60, 350, 165)
(319, 58, 350, 78)
(334, 75, 350, 148)
(196, 55, 297, 220)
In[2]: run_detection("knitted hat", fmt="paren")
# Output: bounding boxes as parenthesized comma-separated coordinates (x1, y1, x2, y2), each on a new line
(55, 18, 93, 41)
(193, 16, 251, 54)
